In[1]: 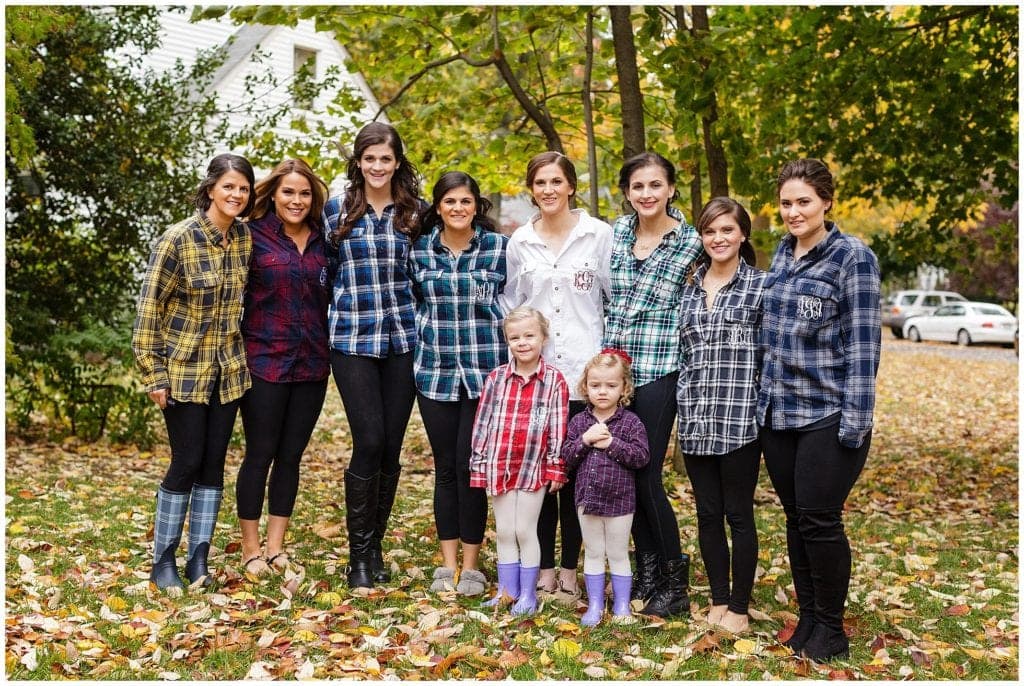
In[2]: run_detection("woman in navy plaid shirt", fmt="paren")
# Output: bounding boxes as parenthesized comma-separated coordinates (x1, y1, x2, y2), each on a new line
(409, 171, 508, 597)
(758, 159, 881, 662)
(322, 123, 425, 589)
(677, 198, 766, 636)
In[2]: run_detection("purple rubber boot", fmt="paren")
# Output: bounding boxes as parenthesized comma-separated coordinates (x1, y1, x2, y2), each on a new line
(581, 573, 606, 627)
(483, 562, 521, 607)
(511, 566, 539, 615)
(611, 574, 633, 618)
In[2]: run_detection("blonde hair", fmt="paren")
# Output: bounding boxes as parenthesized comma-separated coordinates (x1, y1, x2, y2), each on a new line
(502, 305, 550, 339)
(577, 352, 635, 407)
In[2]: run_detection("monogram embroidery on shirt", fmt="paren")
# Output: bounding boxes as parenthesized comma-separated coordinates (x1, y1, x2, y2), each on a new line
(319, 266, 328, 287)
(572, 269, 595, 293)
(728, 325, 753, 347)
(797, 295, 823, 320)
(472, 281, 493, 302)
(528, 406, 548, 428)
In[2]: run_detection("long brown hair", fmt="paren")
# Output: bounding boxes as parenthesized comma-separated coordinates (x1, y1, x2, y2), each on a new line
(331, 122, 422, 245)
(250, 158, 329, 230)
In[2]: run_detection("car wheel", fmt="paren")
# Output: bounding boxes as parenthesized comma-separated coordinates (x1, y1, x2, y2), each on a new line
(957, 329, 972, 346)
(891, 326, 904, 339)
(907, 326, 921, 342)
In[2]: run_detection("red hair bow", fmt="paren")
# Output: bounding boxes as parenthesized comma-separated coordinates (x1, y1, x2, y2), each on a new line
(601, 347, 632, 365)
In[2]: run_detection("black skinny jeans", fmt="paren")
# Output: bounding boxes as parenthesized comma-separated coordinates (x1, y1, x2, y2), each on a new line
(683, 440, 761, 614)
(538, 400, 586, 570)
(760, 420, 870, 631)
(236, 376, 328, 519)
(330, 351, 416, 479)
(160, 380, 240, 493)
(417, 389, 487, 545)
(629, 373, 683, 561)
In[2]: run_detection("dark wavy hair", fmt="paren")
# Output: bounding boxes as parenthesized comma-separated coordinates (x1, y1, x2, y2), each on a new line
(193, 153, 256, 217)
(250, 158, 329, 231)
(525, 151, 577, 209)
(776, 158, 834, 214)
(692, 197, 757, 273)
(419, 171, 497, 233)
(331, 122, 422, 245)
(617, 152, 680, 215)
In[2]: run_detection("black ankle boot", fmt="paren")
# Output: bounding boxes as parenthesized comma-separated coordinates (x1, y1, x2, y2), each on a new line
(801, 623, 849, 662)
(345, 470, 380, 589)
(782, 614, 816, 653)
(640, 554, 691, 618)
(631, 550, 661, 602)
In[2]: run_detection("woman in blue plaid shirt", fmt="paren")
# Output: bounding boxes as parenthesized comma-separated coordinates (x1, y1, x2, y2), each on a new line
(409, 171, 508, 597)
(322, 123, 425, 589)
(758, 159, 881, 662)
(604, 153, 703, 618)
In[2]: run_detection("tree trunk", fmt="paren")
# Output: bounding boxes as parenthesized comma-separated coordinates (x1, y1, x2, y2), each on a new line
(582, 10, 600, 218)
(691, 6, 728, 198)
(610, 5, 645, 160)
(689, 160, 702, 224)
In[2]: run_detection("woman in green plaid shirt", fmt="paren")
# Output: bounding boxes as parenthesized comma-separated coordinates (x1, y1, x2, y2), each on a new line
(132, 153, 256, 591)
(604, 152, 703, 618)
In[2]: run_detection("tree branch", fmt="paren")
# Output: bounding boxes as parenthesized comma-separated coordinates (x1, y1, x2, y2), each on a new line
(890, 7, 987, 32)
(372, 52, 495, 120)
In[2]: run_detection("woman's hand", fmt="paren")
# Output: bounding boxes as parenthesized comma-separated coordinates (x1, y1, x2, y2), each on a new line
(148, 388, 170, 410)
(547, 480, 564, 493)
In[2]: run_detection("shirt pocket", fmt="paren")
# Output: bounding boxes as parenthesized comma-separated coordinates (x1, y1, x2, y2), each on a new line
(418, 269, 448, 301)
(789, 279, 839, 338)
(723, 306, 760, 349)
(470, 269, 502, 305)
(569, 259, 598, 295)
(255, 251, 292, 294)
(184, 267, 220, 327)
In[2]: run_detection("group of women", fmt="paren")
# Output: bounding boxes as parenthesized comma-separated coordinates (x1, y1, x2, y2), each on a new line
(132, 120, 880, 663)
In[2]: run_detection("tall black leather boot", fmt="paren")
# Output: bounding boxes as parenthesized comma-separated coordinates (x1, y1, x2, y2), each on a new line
(640, 554, 691, 618)
(799, 509, 851, 661)
(371, 469, 401, 583)
(782, 510, 817, 652)
(631, 550, 661, 602)
(344, 470, 380, 589)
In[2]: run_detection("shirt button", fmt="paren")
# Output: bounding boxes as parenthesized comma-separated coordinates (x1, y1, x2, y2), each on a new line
(554, 286, 559, 291)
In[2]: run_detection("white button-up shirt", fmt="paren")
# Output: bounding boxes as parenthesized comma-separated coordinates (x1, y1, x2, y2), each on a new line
(499, 209, 612, 400)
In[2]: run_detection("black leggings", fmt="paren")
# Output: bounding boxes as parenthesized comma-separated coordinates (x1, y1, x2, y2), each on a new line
(538, 400, 586, 570)
(160, 381, 240, 493)
(236, 376, 327, 519)
(683, 440, 761, 614)
(330, 351, 415, 479)
(417, 389, 487, 545)
(760, 420, 870, 630)
(630, 373, 683, 560)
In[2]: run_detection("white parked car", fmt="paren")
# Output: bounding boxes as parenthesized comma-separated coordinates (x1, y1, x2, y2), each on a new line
(903, 301, 1018, 346)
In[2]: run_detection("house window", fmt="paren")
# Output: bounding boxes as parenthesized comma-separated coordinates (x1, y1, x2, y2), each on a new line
(293, 46, 317, 110)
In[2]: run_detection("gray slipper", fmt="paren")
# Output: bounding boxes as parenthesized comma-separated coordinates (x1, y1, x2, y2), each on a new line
(456, 568, 487, 596)
(429, 566, 456, 592)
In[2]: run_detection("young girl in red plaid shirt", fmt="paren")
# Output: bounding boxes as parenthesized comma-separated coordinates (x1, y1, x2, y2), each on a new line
(470, 306, 569, 615)
(562, 350, 649, 626)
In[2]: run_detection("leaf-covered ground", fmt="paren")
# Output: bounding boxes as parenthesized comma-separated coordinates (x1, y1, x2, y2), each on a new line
(5, 340, 1019, 680)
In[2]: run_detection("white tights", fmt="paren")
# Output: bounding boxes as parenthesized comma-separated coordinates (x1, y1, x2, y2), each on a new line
(578, 508, 634, 576)
(491, 488, 547, 567)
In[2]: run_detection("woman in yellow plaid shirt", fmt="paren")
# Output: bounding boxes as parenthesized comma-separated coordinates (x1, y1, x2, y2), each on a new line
(132, 153, 256, 591)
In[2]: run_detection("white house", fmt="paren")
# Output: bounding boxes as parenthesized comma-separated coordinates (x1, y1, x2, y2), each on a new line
(140, 8, 383, 191)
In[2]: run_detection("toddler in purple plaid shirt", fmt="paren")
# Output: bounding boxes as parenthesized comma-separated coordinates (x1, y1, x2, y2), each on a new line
(562, 349, 649, 626)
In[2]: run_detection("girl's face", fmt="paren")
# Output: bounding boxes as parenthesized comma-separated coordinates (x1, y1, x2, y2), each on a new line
(627, 164, 674, 221)
(779, 179, 830, 242)
(585, 364, 624, 414)
(701, 212, 744, 266)
(206, 169, 251, 227)
(530, 163, 574, 216)
(358, 142, 399, 193)
(438, 186, 476, 233)
(273, 172, 313, 229)
(505, 316, 545, 369)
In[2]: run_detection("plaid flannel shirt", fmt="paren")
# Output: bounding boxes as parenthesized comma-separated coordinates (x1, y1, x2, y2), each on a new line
(562, 407, 649, 517)
(322, 196, 420, 357)
(756, 223, 881, 448)
(603, 208, 703, 387)
(132, 211, 252, 404)
(409, 225, 509, 401)
(469, 358, 569, 496)
(676, 259, 767, 456)
(242, 213, 331, 383)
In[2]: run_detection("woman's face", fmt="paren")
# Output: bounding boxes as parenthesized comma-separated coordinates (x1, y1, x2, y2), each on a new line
(273, 172, 313, 229)
(530, 163, 574, 216)
(438, 186, 476, 233)
(358, 142, 399, 193)
(627, 164, 674, 221)
(779, 179, 830, 242)
(701, 212, 744, 266)
(206, 169, 251, 226)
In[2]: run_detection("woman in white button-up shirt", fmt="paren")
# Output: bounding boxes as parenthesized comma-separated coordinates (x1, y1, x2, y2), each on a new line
(499, 151, 613, 603)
